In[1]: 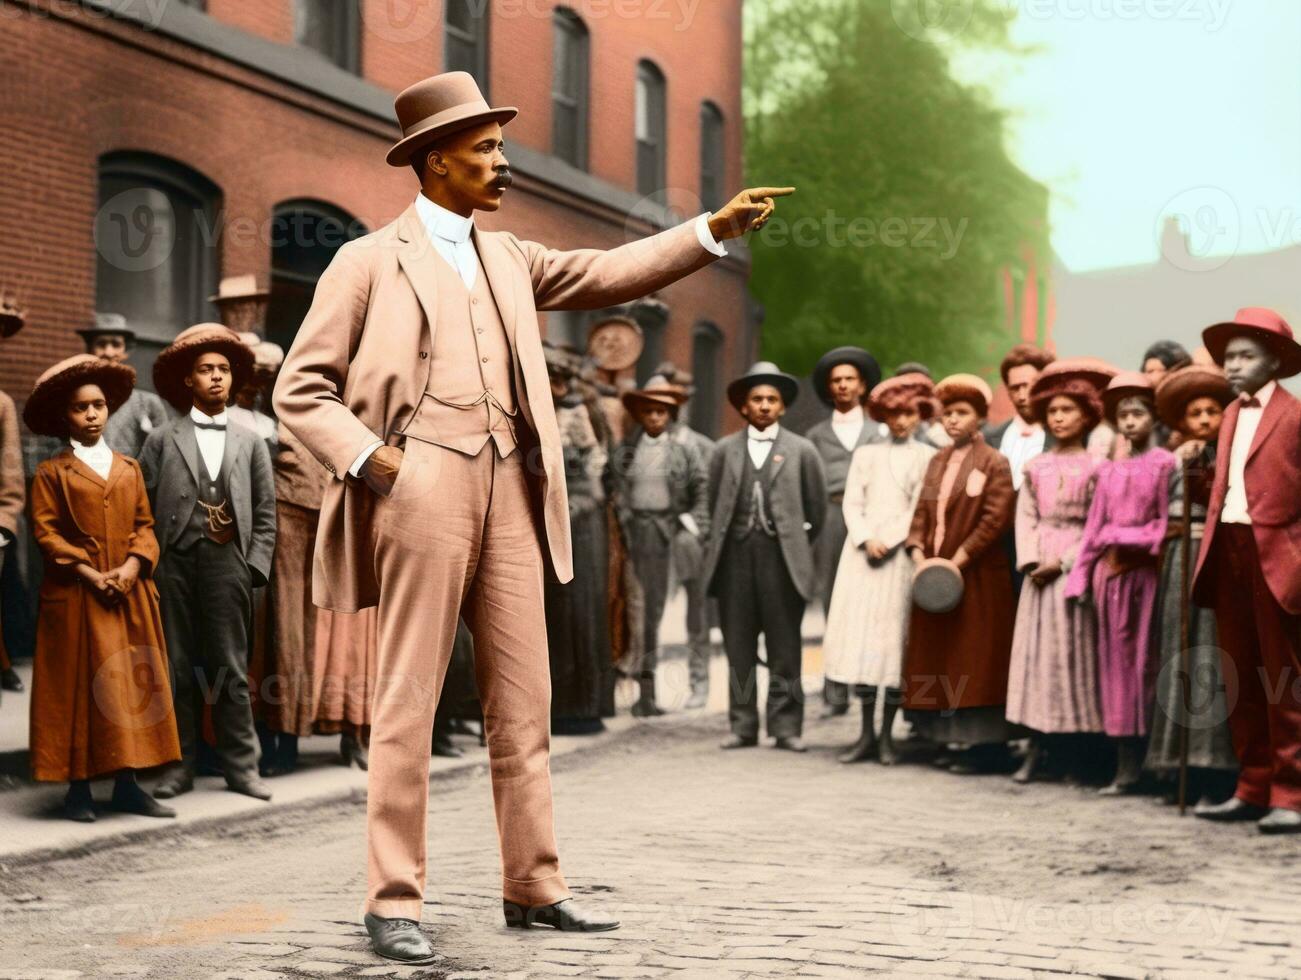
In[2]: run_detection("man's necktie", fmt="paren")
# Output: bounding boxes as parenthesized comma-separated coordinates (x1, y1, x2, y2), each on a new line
(1240, 396, 1261, 409)
(194, 421, 227, 431)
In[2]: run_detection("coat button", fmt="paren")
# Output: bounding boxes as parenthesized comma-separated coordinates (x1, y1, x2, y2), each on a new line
(420, 351, 428, 359)
(481, 356, 489, 363)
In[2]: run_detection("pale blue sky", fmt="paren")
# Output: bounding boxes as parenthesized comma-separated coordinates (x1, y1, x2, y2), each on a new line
(949, 1, 1301, 272)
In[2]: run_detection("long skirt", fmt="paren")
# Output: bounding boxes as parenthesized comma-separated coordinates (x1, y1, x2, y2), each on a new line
(823, 544, 912, 689)
(1145, 534, 1237, 771)
(313, 606, 378, 732)
(261, 501, 322, 736)
(1092, 558, 1160, 737)
(1006, 575, 1104, 734)
(547, 505, 610, 721)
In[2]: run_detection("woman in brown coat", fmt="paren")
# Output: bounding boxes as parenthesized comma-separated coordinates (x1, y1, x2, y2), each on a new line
(24, 355, 180, 821)
(904, 374, 1018, 773)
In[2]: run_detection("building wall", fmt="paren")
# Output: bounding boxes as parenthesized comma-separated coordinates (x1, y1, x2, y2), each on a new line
(0, 0, 751, 434)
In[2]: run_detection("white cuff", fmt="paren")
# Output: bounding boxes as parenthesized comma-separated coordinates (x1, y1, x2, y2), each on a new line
(679, 513, 700, 537)
(695, 213, 727, 257)
(348, 440, 385, 478)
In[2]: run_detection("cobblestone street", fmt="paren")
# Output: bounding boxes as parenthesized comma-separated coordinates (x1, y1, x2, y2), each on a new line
(2, 711, 1299, 980)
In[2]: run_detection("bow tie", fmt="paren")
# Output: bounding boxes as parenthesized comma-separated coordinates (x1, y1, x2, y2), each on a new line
(749, 432, 776, 443)
(194, 421, 227, 431)
(1240, 396, 1261, 409)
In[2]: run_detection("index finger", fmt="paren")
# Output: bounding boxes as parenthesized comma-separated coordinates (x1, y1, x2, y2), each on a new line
(752, 186, 795, 198)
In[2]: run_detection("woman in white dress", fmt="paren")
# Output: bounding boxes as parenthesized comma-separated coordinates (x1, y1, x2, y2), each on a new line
(823, 373, 938, 764)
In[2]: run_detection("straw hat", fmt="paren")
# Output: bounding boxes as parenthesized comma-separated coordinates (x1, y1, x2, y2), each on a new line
(152, 323, 254, 412)
(23, 354, 136, 438)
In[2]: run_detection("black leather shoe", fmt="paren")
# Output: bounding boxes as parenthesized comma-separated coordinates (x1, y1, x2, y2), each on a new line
(503, 898, 619, 932)
(818, 703, 849, 720)
(0, 668, 23, 692)
(227, 774, 273, 801)
(111, 781, 176, 818)
(1258, 807, 1301, 834)
(364, 913, 438, 963)
(630, 700, 667, 718)
(152, 769, 194, 800)
(774, 736, 807, 753)
(341, 732, 369, 770)
(63, 784, 96, 823)
(719, 734, 758, 750)
(1194, 796, 1269, 822)
(432, 731, 464, 758)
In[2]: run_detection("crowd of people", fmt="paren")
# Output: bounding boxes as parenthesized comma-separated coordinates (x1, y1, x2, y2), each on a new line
(1, 299, 1298, 837)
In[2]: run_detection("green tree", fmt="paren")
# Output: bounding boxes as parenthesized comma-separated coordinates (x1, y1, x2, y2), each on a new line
(744, 0, 1048, 380)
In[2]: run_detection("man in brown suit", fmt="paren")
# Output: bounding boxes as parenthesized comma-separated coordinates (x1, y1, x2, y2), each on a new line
(273, 71, 792, 963)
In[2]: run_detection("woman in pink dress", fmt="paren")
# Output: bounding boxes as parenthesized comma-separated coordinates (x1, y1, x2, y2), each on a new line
(1065, 373, 1175, 794)
(1006, 368, 1108, 783)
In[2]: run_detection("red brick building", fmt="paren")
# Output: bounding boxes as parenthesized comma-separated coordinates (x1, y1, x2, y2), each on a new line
(0, 0, 754, 440)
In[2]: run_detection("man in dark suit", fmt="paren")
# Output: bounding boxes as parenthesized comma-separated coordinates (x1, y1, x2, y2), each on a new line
(804, 346, 881, 718)
(612, 379, 710, 716)
(140, 325, 277, 802)
(78, 313, 171, 458)
(1192, 308, 1301, 834)
(703, 362, 826, 752)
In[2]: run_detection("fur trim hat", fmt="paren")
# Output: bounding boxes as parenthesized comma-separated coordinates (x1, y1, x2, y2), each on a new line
(1154, 365, 1232, 431)
(934, 373, 993, 417)
(867, 372, 938, 422)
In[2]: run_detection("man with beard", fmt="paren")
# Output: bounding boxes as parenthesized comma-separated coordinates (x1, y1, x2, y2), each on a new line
(274, 72, 795, 962)
(805, 346, 880, 718)
(1192, 308, 1301, 834)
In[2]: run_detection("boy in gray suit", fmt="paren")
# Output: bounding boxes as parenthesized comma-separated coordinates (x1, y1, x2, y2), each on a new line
(140, 324, 277, 801)
(702, 363, 826, 752)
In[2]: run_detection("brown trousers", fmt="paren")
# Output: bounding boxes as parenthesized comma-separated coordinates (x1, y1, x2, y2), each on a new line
(366, 439, 570, 919)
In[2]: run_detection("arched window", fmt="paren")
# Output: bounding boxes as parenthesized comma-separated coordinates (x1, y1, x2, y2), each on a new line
(700, 101, 725, 213)
(552, 8, 590, 169)
(445, 0, 490, 96)
(691, 321, 723, 437)
(94, 151, 222, 364)
(293, 0, 360, 72)
(635, 60, 666, 202)
(266, 200, 368, 353)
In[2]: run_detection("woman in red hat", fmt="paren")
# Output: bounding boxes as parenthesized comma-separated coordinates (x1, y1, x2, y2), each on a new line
(1065, 372, 1177, 794)
(23, 355, 180, 821)
(1006, 366, 1107, 783)
(1144, 365, 1237, 806)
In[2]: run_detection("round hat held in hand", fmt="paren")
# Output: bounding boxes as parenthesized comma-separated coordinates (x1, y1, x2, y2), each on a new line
(913, 557, 964, 614)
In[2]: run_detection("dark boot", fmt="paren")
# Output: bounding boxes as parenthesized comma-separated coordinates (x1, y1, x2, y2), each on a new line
(257, 724, 280, 777)
(630, 673, 666, 717)
(432, 719, 463, 758)
(63, 780, 95, 823)
(0, 667, 23, 692)
(878, 687, 903, 766)
(837, 689, 878, 764)
(110, 771, 175, 818)
(1012, 736, 1043, 784)
(341, 731, 369, 770)
(1099, 737, 1145, 795)
(275, 734, 299, 776)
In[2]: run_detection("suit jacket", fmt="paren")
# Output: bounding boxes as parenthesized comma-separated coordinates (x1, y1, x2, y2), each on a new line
(0, 390, 23, 542)
(703, 427, 827, 601)
(611, 428, 710, 540)
(906, 437, 1015, 565)
(1193, 385, 1301, 613)
(273, 203, 719, 611)
(104, 388, 171, 459)
(139, 415, 277, 587)
(805, 415, 883, 498)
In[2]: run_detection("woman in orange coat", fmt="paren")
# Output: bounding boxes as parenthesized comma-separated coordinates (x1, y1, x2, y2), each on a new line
(24, 355, 180, 821)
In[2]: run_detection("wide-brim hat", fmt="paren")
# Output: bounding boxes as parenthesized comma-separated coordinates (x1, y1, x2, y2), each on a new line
(727, 361, 800, 410)
(934, 373, 993, 417)
(812, 346, 882, 406)
(76, 311, 135, 345)
(1034, 356, 1118, 394)
(622, 374, 688, 414)
(387, 72, 518, 167)
(913, 557, 964, 614)
(1102, 370, 1156, 425)
(23, 354, 136, 438)
(153, 323, 254, 412)
(1202, 307, 1301, 379)
(1029, 356, 1116, 423)
(208, 273, 269, 305)
(867, 372, 938, 423)
(1154, 365, 1232, 430)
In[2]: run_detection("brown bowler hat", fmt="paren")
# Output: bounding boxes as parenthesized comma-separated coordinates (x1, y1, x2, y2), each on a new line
(1154, 365, 1232, 430)
(1202, 307, 1301, 379)
(621, 375, 684, 415)
(23, 354, 136, 439)
(386, 72, 518, 167)
(153, 323, 254, 412)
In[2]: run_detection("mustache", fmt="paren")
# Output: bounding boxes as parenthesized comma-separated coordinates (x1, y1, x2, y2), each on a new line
(492, 169, 513, 189)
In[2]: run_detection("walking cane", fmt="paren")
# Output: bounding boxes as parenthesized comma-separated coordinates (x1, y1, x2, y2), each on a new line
(1177, 455, 1194, 816)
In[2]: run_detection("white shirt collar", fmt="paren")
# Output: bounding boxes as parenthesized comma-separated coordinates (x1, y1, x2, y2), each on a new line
(190, 406, 229, 425)
(71, 436, 110, 456)
(748, 423, 780, 442)
(640, 431, 666, 445)
(831, 405, 864, 425)
(415, 193, 474, 245)
(71, 437, 112, 476)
